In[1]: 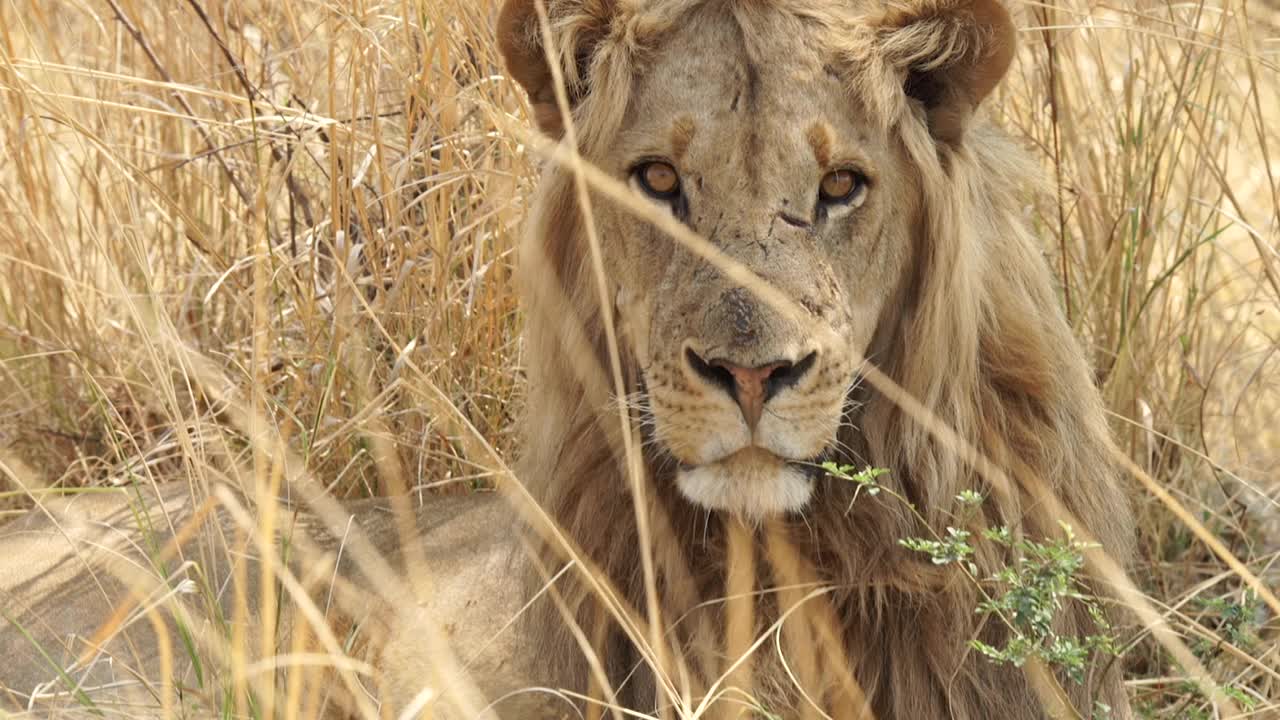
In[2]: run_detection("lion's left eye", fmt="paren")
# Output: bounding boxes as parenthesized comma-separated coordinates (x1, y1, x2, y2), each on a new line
(635, 161, 681, 199)
(818, 169, 868, 205)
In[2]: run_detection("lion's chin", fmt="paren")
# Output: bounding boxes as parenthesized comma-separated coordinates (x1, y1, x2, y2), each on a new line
(675, 447, 812, 519)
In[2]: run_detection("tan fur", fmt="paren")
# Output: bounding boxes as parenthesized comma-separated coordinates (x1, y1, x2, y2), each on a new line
(501, 0, 1134, 717)
(0, 485, 553, 719)
(670, 114, 698, 163)
(806, 121, 835, 168)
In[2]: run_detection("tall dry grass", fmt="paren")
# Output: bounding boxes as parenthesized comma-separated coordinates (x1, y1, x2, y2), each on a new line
(0, 0, 1277, 717)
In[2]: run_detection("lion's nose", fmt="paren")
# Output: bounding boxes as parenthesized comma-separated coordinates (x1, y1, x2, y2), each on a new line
(685, 349, 817, 430)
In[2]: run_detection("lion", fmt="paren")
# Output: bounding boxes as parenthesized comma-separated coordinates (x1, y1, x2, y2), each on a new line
(0, 483, 550, 719)
(494, 0, 1137, 717)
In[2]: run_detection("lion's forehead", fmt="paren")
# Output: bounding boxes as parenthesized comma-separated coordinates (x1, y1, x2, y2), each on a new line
(623, 8, 878, 177)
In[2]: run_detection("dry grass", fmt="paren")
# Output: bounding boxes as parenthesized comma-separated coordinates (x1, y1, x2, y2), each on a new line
(0, 0, 1277, 717)
(0, 0, 528, 502)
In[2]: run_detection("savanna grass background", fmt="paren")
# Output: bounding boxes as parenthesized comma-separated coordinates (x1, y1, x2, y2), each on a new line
(0, 0, 1278, 716)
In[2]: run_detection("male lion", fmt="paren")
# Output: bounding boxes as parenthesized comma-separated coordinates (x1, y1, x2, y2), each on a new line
(494, 0, 1136, 717)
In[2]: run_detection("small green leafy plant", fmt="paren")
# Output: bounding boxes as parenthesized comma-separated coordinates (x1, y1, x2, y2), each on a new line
(823, 462, 1119, 687)
(967, 524, 1118, 684)
(821, 462, 888, 496)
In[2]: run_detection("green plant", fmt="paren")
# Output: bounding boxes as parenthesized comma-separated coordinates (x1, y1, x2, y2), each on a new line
(825, 462, 1118, 686)
(967, 525, 1118, 685)
(1196, 592, 1262, 655)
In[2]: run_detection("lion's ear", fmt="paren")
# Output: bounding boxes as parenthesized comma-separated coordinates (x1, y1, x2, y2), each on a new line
(876, 0, 1016, 146)
(497, 0, 608, 138)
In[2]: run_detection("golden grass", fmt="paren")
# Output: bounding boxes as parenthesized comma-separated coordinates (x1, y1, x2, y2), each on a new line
(0, 0, 528, 502)
(0, 0, 1278, 717)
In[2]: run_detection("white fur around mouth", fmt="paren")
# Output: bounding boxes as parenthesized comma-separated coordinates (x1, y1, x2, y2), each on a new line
(675, 447, 812, 519)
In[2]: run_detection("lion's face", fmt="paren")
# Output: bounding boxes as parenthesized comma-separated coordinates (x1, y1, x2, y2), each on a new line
(599, 8, 917, 518)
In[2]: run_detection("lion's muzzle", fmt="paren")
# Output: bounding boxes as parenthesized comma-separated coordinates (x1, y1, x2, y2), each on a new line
(653, 316, 844, 518)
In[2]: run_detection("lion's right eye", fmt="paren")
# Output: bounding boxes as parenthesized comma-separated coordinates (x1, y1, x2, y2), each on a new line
(818, 169, 869, 206)
(635, 161, 681, 200)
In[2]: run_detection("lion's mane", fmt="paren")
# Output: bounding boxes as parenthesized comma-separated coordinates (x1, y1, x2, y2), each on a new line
(503, 1, 1135, 717)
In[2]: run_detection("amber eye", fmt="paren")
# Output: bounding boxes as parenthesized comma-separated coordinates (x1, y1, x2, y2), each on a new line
(636, 161, 681, 199)
(819, 169, 867, 204)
